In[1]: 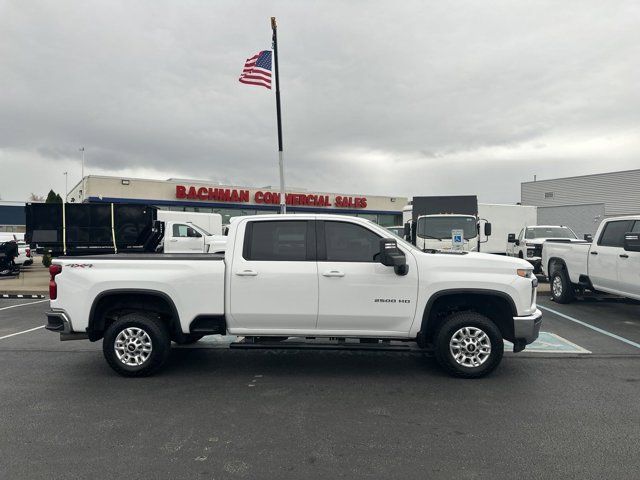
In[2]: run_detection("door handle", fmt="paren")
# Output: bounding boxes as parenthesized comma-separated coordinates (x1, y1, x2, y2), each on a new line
(169, 239, 178, 242)
(619, 254, 629, 259)
(322, 270, 345, 277)
(590, 251, 598, 255)
(236, 269, 258, 276)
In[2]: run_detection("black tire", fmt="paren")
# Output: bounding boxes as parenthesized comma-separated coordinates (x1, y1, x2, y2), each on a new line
(550, 269, 575, 304)
(434, 311, 504, 379)
(173, 334, 204, 345)
(103, 312, 171, 377)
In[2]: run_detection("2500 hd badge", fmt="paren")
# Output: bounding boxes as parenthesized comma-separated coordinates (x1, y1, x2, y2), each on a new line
(374, 298, 411, 303)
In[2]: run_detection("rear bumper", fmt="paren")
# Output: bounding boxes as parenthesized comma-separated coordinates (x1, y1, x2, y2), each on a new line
(513, 308, 543, 345)
(45, 310, 88, 341)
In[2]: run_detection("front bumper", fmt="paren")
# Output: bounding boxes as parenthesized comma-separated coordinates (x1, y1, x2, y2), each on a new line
(45, 310, 88, 341)
(513, 308, 543, 345)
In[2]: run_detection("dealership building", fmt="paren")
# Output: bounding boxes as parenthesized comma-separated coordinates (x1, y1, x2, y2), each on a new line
(521, 168, 640, 237)
(66, 175, 407, 226)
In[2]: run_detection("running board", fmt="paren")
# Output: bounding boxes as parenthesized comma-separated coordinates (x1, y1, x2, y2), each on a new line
(230, 338, 424, 353)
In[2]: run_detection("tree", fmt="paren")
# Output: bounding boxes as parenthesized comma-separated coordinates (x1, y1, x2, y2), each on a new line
(45, 190, 62, 204)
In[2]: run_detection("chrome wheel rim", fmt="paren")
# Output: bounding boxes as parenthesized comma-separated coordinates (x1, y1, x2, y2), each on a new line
(552, 275, 563, 298)
(114, 327, 153, 367)
(449, 327, 491, 368)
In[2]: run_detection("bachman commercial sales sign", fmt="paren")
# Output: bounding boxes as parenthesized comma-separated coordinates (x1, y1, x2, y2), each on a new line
(175, 185, 368, 209)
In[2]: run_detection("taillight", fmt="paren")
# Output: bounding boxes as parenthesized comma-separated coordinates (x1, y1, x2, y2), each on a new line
(26, 248, 31, 257)
(49, 264, 62, 300)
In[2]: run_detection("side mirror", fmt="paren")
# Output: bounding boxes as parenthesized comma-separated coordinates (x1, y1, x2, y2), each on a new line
(379, 238, 409, 276)
(484, 222, 492, 236)
(403, 223, 411, 241)
(623, 233, 640, 252)
(507, 233, 516, 243)
(583, 234, 593, 242)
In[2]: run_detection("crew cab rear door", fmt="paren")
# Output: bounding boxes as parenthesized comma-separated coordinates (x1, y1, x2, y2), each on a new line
(315, 220, 418, 335)
(228, 219, 318, 331)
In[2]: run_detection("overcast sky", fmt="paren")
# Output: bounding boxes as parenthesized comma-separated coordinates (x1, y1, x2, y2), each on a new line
(1, 1, 638, 203)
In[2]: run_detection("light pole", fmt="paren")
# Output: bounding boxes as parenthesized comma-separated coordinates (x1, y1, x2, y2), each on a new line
(79, 147, 85, 202)
(64, 171, 68, 203)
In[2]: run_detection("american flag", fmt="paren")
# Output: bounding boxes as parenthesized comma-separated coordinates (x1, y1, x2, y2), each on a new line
(239, 50, 272, 89)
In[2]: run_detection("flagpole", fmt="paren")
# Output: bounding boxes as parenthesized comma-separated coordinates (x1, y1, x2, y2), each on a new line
(271, 17, 286, 214)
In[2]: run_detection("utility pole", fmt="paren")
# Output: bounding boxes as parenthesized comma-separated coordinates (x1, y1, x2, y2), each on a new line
(79, 147, 85, 202)
(64, 171, 68, 203)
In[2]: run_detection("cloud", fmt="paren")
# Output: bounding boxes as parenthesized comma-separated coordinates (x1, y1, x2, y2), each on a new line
(1, 0, 638, 203)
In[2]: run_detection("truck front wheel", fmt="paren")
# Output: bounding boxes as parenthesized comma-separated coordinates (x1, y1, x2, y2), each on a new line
(550, 269, 575, 304)
(103, 312, 171, 377)
(434, 312, 504, 378)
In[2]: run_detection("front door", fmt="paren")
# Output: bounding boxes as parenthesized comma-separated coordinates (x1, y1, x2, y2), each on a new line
(590, 219, 633, 292)
(229, 219, 318, 332)
(316, 220, 418, 336)
(167, 223, 204, 252)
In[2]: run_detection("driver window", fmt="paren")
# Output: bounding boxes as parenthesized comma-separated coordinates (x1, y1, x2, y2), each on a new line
(324, 221, 380, 262)
(518, 229, 524, 241)
(173, 224, 201, 238)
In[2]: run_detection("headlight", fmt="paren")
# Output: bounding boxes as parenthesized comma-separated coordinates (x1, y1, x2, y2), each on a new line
(517, 269, 533, 278)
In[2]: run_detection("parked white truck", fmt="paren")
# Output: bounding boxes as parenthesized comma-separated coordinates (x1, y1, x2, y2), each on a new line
(45, 214, 542, 378)
(542, 216, 640, 303)
(507, 225, 582, 273)
(156, 211, 226, 254)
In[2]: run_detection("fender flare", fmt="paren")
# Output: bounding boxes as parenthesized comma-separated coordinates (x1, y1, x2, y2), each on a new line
(420, 288, 518, 335)
(88, 288, 181, 336)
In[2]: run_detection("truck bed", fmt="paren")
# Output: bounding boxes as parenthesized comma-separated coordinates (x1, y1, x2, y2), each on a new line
(69, 253, 224, 261)
(52, 254, 226, 334)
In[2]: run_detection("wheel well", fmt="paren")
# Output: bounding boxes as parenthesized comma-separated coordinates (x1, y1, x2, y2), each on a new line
(88, 291, 180, 341)
(421, 292, 516, 343)
(547, 257, 567, 277)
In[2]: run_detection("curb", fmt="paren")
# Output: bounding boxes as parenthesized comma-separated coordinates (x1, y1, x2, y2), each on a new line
(1, 294, 47, 299)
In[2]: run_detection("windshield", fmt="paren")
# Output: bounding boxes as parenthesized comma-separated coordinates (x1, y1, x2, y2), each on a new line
(525, 227, 576, 239)
(189, 223, 211, 236)
(386, 226, 404, 237)
(417, 216, 477, 240)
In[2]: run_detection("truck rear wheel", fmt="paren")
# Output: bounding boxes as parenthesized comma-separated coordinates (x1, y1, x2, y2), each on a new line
(103, 312, 171, 377)
(550, 269, 575, 304)
(434, 312, 504, 378)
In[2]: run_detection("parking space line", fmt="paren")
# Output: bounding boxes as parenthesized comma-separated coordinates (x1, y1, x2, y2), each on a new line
(0, 299, 48, 311)
(539, 305, 640, 349)
(0, 325, 45, 340)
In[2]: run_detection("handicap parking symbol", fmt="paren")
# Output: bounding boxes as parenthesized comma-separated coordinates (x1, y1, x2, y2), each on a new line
(505, 332, 590, 354)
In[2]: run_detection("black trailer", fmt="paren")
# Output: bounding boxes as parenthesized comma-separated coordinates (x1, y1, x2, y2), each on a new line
(25, 203, 164, 256)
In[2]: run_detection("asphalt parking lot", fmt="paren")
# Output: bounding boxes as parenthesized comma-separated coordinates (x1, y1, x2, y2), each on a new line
(1, 292, 639, 479)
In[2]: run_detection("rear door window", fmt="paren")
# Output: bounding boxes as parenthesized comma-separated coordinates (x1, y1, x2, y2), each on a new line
(244, 221, 312, 261)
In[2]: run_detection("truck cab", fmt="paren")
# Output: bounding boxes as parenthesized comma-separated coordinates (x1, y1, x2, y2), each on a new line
(507, 225, 580, 273)
(414, 214, 480, 252)
(161, 221, 227, 254)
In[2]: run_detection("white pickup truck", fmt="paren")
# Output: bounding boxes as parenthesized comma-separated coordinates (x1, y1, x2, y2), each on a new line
(542, 216, 640, 303)
(45, 214, 542, 378)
